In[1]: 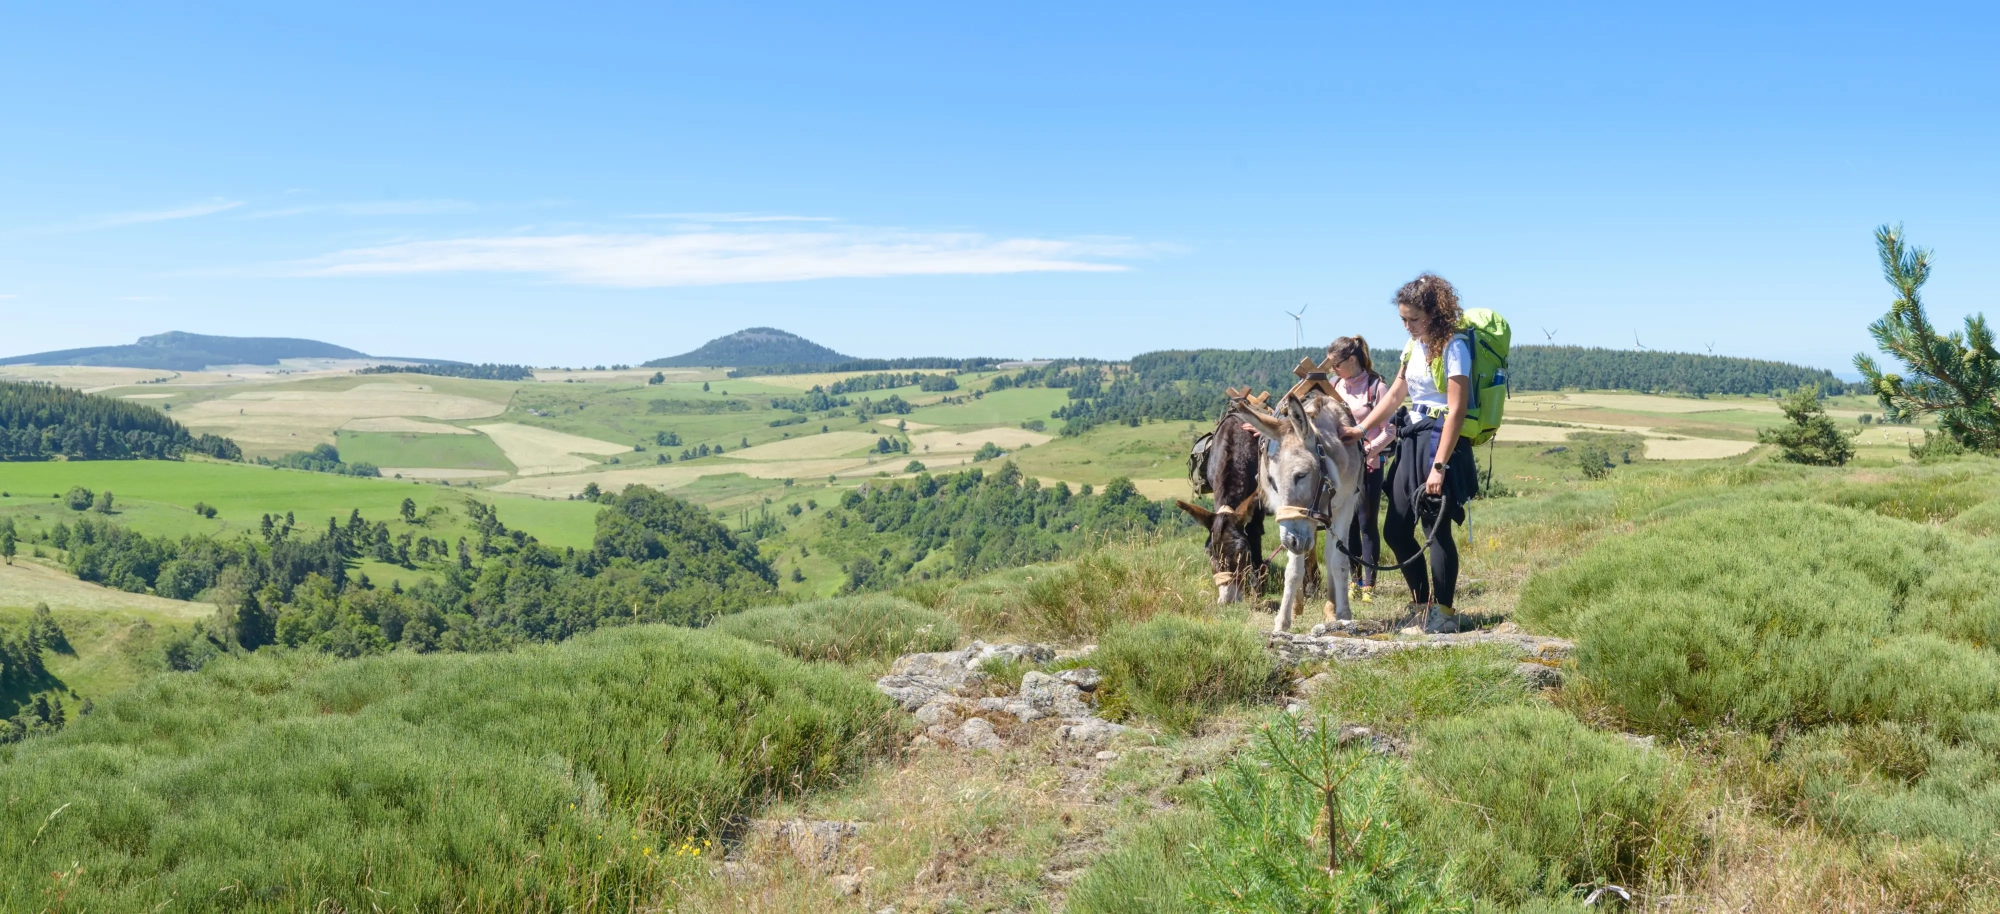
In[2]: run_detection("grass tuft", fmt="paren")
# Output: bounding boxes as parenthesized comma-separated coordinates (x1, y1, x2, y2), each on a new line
(1095, 615, 1276, 734)
(709, 593, 958, 664)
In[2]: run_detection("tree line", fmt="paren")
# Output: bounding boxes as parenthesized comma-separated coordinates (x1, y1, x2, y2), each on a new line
(805, 462, 1180, 591)
(1013, 347, 1858, 436)
(726, 357, 1004, 378)
(355, 363, 537, 381)
(25, 487, 777, 664)
(0, 380, 240, 461)
(256, 443, 380, 476)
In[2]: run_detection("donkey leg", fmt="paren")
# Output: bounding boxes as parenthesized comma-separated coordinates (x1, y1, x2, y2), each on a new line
(1326, 515, 1354, 623)
(1275, 553, 1306, 633)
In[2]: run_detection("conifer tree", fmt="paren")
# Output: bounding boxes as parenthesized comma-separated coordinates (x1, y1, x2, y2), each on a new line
(1856, 223, 2000, 452)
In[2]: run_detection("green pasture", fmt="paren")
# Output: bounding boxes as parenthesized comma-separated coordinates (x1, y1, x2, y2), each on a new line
(904, 386, 1070, 430)
(0, 460, 600, 548)
(331, 429, 516, 471)
(1008, 420, 1200, 486)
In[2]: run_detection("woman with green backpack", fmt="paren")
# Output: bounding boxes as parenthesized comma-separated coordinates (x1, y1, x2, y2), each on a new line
(1343, 273, 1499, 633)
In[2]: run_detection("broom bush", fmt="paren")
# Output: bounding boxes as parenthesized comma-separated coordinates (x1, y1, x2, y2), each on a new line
(709, 593, 959, 663)
(0, 625, 898, 912)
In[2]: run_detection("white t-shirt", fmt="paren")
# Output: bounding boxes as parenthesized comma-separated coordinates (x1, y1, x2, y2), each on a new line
(1403, 335, 1471, 412)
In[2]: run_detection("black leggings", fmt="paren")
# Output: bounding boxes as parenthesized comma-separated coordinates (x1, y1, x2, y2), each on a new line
(1383, 423, 1475, 608)
(1344, 463, 1384, 587)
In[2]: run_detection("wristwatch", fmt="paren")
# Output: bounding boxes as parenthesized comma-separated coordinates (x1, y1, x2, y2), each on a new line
(1432, 462, 1447, 472)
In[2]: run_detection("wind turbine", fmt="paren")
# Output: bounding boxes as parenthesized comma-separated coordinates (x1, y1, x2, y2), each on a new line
(1542, 327, 1558, 341)
(1634, 331, 1650, 351)
(1704, 341, 1716, 355)
(1284, 304, 1309, 350)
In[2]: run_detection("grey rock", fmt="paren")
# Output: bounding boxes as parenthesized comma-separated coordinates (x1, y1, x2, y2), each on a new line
(751, 819, 862, 871)
(1058, 667, 1102, 691)
(976, 697, 1008, 712)
(1515, 662, 1564, 690)
(913, 698, 961, 726)
(967, 640, 1055, 670)
(1299, 672, 1334, 695)
(1059, 717, 1129, 744)
(953, 717, 1004, 751)
(1020, 671, 1092, 718)
(1095, 750, 1120, 761)
(1003, 701, 1042, 722)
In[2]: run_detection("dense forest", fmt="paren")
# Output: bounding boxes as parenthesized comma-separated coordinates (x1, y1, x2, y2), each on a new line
(23, 487, 776, 663)
(1018, 347, 1855, 436)
(0, 380, 241, 461)
(356, 363, 536, 381)
(728, 357, 1005, 378)
(803, 462, 1181, 590)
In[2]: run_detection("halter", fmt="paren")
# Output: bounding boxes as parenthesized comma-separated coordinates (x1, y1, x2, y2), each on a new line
(1262, 393, 1342, 530)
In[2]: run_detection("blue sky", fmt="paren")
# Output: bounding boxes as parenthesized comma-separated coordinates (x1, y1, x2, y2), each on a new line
(2, 3, 1995, 371)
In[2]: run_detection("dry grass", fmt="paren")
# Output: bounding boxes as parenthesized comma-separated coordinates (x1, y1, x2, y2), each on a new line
(673, 714, 1255, 914)
(0, 557, 214, 619)
(909, 427, 1053, 453)
(341, 416, 476, 434)
(471, 422, 631, 475)
(1642, 437, 1759, 459)
(727, 431, 881, 461)
(380, 467, 510, 480)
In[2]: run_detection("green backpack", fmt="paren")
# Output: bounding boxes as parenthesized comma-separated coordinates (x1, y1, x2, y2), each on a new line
(1400, 308, 1511, 446)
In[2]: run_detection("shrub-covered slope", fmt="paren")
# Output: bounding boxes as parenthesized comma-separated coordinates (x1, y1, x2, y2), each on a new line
(0, 625, 898, 912)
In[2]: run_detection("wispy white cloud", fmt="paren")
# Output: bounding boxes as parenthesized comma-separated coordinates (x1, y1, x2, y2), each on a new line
(16, 198, 242, 236)
(0, 294, 17, 299)
(284, 228, 1144, 287)
(627, 212, 837, 223)
(242, 200, 476, 219)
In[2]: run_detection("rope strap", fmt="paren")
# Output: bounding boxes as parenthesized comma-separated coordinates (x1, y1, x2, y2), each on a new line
(1273, 505, 1317, 522)
(1213, 571, 1236, 586)
(1214, 505, 1235, 516)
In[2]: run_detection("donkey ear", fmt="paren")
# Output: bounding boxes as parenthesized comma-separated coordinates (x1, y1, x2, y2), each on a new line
(1176, 500, 1215, 526)
(1238, 407, 1290, 440)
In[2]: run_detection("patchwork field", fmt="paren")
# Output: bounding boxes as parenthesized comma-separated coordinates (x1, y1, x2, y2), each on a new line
(332, 429, 516, 472)
(471, 422, 632, 475)
(0, 460, 601, 549)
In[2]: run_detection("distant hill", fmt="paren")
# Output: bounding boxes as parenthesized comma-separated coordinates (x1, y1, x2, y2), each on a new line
(0, 331, 450, 372)
(644, 328, 852, 369)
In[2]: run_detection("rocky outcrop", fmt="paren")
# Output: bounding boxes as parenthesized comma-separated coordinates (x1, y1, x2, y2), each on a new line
(1268, 626, 1574, 669)
(877, 642, 1128, 751)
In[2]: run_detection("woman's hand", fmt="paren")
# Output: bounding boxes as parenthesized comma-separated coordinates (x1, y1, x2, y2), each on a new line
(1339, 426, 1365, 443)
(1425, 468, 1445, 496)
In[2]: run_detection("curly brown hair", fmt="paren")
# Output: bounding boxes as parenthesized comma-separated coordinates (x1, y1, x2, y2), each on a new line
(1395, 273, 1463, 366)
(1327, 335, 1377, 382)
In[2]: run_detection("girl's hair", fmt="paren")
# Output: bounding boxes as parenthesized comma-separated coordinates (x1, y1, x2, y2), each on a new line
(1327, 335, 1377, 382)
(1395, 273, 1463, 362)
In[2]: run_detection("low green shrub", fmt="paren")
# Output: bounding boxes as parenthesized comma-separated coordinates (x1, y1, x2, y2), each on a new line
(1096, 616, 1276, 733)
(1305, 644, 1533, 734)
(1075, 714, 1470, 913)
(1065, 808, 1214, 914)
(710, 594, 958, 663)
(0, 625, 898, 912)
(1407, 706, 1704, 904)
(937, 538, 1212, 641)
(1519, 500, 2000, 737)
(1781, 720, 2000, 856)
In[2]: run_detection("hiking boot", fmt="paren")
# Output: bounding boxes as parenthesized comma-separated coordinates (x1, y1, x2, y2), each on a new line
(1423, 604, 1461, 635)
(1347, 580, 1361, 603)
(1359, 585, 1375, 605)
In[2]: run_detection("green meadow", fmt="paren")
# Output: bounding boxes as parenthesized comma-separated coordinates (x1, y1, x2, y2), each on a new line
(0, 459, 600, 548)
(331, 429, 517, 472)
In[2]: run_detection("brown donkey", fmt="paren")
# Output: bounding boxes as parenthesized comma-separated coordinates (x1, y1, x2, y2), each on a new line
(1178, 405, 1269, 603)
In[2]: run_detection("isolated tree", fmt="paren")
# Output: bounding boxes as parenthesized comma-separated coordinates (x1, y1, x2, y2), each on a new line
(1856, 223, 2000, 452)
(93, 490, 114, 514)
(0, 527, 14, 564)
(400, 497, 417, 523)
(64, 487, 93, 511)
(1759, 386, 1855, 466)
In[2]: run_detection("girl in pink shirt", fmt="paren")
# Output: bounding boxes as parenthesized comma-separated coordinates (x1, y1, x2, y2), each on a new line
(1329, 336, 1392, 603)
